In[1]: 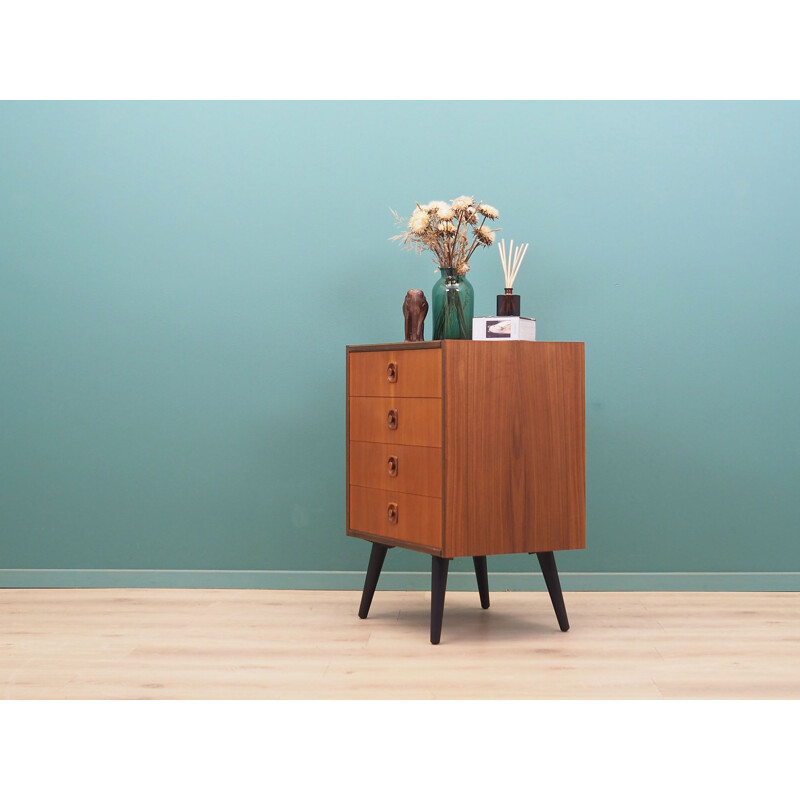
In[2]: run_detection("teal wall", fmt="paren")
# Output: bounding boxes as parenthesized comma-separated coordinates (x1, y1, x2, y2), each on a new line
(2, 101, 799, 588)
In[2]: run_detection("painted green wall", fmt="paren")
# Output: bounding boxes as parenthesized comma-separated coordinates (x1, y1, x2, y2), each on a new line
(2, 101, 799, 587)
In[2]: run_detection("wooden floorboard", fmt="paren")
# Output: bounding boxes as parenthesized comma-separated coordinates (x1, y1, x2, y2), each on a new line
(1, 589, 798, 699)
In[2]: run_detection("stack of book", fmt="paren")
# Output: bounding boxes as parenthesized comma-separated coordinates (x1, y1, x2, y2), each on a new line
(472, 316, 536, 341)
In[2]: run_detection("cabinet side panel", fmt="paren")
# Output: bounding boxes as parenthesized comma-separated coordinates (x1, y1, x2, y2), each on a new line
(444, 341, 585, 557)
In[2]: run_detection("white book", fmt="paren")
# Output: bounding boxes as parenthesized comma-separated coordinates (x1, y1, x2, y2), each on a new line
(472, 316, 537, 341)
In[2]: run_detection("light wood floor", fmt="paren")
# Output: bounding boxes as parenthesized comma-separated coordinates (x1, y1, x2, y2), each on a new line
(1, 589, 798, 699)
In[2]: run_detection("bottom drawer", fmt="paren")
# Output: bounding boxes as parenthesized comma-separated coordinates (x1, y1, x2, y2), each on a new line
(349, 485, 442, 551)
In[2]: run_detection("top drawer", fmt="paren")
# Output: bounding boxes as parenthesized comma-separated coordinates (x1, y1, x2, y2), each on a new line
(348, 348, 442, 398)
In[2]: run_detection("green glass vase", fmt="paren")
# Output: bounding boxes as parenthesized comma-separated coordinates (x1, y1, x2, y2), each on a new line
(432, 269, 474, 340)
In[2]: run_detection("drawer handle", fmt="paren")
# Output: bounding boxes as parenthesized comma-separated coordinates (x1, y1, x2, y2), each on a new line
(387, 408, 398, 430)
(387, 503, 398, 524)
(387, 456, 398, 477)
(387, 362, 398, 383)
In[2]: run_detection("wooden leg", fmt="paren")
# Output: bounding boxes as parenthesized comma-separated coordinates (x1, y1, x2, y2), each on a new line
(358, 543, 391, 619)
(472, 556, 490, 609)
(535, 551, 569, 631)
(430, 556, 450, 644)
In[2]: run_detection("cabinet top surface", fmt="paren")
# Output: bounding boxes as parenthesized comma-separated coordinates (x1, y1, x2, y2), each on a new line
(347, 341, 584, 352)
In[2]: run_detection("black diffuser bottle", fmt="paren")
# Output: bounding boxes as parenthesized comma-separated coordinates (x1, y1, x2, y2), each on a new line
(497, 288, 520, 316)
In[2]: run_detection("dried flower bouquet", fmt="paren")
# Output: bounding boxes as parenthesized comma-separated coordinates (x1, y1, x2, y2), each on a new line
(391, 196, 499, 338)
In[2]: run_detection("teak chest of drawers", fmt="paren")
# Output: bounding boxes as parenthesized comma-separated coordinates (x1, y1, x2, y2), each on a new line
(346, 340, 585, 643)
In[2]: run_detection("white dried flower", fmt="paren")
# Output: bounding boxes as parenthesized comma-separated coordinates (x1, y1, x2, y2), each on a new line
(391, 195, 499, 274)
(475, 225, 495, 245)
(409, 209, 429, 233)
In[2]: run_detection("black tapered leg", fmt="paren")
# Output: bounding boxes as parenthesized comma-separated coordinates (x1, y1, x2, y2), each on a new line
(358, 543, 391, 619)
(473, 556, 490, 609)
(430, 556, 450, 644)
(535, 551, 570, 631)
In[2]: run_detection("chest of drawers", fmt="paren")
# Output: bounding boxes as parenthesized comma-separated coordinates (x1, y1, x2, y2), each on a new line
(346, 340, 585, 643)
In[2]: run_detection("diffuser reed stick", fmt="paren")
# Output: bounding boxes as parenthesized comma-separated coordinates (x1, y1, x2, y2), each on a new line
(498, 239, 529, 290)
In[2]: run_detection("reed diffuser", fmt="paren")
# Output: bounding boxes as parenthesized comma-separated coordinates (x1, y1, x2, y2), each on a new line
(496, 239, 528, 316)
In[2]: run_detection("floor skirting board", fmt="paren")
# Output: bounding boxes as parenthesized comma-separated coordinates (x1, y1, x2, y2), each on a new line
(1, 570, 799, 591)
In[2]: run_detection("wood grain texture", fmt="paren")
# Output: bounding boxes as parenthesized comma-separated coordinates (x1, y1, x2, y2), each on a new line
(443, 341, 585, 558)
(349, 441, 442, 497)
(349, 397, 442, 447)
(349, 485, 442, 551)
(2, 589, 798, 699)
(348, 347, 442, 398)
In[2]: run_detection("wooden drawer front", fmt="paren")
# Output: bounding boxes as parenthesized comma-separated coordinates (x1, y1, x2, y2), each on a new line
(349, 349, 441, 398)
(349, 441, 442, 498)
(349, 485, 442, 550)
(349, 397, 441, 447)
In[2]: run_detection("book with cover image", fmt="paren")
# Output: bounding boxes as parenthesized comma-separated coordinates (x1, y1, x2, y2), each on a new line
(472, 316, 537, 341)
